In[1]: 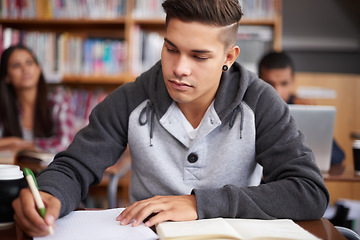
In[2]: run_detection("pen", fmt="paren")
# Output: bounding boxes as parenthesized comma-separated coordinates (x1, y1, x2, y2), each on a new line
(23, 168, 54, 235)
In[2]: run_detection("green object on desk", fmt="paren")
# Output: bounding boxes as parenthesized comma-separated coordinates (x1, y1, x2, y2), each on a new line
(23, 168, 48, 223)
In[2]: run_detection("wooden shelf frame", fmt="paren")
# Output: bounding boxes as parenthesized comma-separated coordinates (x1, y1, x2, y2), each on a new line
(61, 73, 136, 85)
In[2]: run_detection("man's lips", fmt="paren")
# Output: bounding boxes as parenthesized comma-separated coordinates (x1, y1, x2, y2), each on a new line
(168, 79, 192, 90)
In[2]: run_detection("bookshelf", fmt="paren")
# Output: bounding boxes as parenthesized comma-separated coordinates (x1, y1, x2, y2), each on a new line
(0, 0, 282, 83)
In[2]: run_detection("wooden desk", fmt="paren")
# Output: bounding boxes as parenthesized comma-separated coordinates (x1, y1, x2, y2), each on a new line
(0, 217, 346, 240)
(323, 164, 360, 204)
(297, 218, 346, 240)
(323, 164, 360, 182)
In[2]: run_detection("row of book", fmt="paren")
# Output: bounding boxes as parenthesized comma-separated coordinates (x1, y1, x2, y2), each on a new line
(1, 26, 127, 80)
(2, 25, 160, 79)
(0, 0, 127, 19)
(132, 0, 277, 20)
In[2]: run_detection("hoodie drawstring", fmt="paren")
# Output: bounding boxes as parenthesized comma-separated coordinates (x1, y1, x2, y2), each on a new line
(229, 104, 244, 139)
(139, 101, 243, 144)
(139, 101, 154, 146)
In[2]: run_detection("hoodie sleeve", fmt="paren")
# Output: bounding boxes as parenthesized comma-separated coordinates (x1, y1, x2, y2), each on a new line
(36, 86, 131, 217)
(193, 79, 329, 221)
(35, 63, 161, 217)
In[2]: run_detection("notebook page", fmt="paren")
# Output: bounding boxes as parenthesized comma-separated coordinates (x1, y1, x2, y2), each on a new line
(157, 218, 241, 239)
(225, 219, 321, 240)
(35, 208, 158, 240)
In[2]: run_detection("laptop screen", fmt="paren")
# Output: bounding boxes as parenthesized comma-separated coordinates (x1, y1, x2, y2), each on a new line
(288, 104, 336, 172)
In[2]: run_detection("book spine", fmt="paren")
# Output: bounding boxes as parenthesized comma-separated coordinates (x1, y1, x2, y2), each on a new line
(83, 38, 93, 74)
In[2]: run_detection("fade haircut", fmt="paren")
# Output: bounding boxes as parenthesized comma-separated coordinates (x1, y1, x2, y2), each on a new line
(258, 51, 295, 76)
(162, 0, 243, 50)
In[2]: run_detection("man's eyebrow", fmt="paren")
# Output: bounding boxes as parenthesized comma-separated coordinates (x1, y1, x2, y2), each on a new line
(192, 49, 212, 54)
(164, 38, 212, 54)
(164, 38, 176, 48)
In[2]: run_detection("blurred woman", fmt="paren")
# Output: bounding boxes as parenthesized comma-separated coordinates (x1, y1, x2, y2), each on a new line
(0, 45, 74, 154)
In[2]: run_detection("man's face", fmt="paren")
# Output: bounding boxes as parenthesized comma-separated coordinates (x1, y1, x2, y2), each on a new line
(259, 66, 294, 103)
(161, 19, 227, 108)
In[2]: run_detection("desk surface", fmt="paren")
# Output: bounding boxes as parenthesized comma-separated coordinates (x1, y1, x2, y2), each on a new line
(1, 217, 346, 240)
(323, 164, 360, 182)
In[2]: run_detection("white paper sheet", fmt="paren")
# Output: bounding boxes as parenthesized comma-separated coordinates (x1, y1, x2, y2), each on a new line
(35, 208, 158, 240)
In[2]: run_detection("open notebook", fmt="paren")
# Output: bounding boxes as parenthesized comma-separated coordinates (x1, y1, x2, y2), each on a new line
(156, 218, 320, 240)
(288, 104, 336, 172)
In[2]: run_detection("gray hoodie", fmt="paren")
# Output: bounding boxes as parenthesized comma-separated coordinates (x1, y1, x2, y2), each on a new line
(38, 61, 329, 221)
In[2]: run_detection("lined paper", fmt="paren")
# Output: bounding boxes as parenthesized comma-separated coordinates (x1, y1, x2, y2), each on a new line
(35, 208, 158, 240)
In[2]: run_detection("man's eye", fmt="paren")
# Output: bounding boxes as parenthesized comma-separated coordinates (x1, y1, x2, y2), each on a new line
(167, 47, 177, 53)
(194, 56, 208, 61)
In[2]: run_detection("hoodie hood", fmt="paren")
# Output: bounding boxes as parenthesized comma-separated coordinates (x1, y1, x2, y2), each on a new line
(214, 62, 256, 120)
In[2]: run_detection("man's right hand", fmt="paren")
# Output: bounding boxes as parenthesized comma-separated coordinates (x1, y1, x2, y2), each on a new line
(12, 188, 61, 237)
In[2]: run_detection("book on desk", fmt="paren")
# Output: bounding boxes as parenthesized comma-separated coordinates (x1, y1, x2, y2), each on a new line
(156, 217, 321, 240)
(0, 149, 54, 167)
(15, 149, 54, 166)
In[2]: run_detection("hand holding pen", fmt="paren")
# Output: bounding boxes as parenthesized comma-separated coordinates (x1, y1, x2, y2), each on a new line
(24, 168, 54, 235)
(12, 168, 61, 237)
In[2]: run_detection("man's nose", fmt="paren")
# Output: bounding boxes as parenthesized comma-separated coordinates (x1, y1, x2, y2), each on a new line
(173, 55, 191, 77)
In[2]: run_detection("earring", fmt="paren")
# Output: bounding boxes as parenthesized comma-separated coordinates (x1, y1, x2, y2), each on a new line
(222, 65, 228, 71)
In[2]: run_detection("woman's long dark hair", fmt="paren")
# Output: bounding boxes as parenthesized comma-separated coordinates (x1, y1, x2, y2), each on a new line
(0, 45, 53, 138)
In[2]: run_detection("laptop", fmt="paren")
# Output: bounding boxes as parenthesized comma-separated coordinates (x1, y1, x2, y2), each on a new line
(288, 104, 336, 172)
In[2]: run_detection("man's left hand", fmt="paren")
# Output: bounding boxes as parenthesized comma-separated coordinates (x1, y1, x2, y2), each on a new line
(116, 195, 197, 227)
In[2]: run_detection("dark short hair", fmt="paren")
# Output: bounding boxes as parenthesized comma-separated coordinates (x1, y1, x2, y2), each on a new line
(258, 51, 295, 76)
(162, 0, 243, 49)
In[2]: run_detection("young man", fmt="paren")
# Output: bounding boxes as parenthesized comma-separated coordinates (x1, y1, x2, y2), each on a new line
(13, 0, 329, 237)
(258, 51, 314, 105)
(258, 51, 344, 165)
